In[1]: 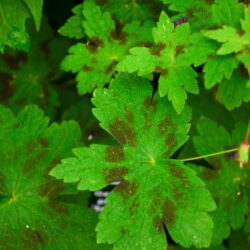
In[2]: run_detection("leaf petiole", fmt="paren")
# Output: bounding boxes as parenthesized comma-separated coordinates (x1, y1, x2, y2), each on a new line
(179, 148, 239, 162)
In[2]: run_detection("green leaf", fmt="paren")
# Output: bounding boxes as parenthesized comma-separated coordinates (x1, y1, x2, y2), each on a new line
(192, 118, 249, 245)
(0, 0, 31, 51)
(0, 18, 70, 116)
(23, 0, 44, 30)
(117, 11, 198, 113)
(163, 0, 215, 31)
(212, 0, 244, 28)
(61, 0, 153, 94)
(59, 4, 85, 39)
(0, 105, 107, 249)
(51, 74, 216, 249)
(203, 55, 239, 89)
(94, 0, 163, 23)
(218, 69, 250, 110)
(205, 6, 250, 55)
(204, 26, 247, 55)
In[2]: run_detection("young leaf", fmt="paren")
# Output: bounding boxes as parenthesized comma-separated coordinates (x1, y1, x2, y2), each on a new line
(212, 0, 244, 29)
(23, 0, 44, 30)
(51, 74, 216, 250)
(117, 11, 198, 113)
(203, 55, 239, 89)
(193, 118, 250, 245)
(205, 7, 250, 55)
(0, 105, 108, 249)
(0, 0, 30, 51)
(61, 0, 153, 95)
(218, 69, 250, 110)
(59, 4, 85, 39)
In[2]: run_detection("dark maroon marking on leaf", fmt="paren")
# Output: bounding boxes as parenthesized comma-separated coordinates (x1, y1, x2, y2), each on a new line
(158, 43, 166, 50)
(39, 138, 48, 148)
(150, 48, 161, 56)
(105, 60, 115, 74)
(83, 65, 92, 72)
(169, 166, 184, 179)
(144, 97, 157, 111)
(23, 158, 37, 173)
(38, 179, 64, 197)
(91, 58, 97, 63)
(154, 66, 162, 72)
(92, 37, 103, 47)
(175, 45, 185, 55)
(109, 117, 137, 146)
(129, 198, 139, 215)
(104, 167, 128, 183)
(170, 184, 183, 200)
(0, 72, 14, 98)
(121, 228, 127, 236)
(26, 141, 36, 153)
(48, 200, 69, 214)
(44, 159, 61, 175)
(135, 42, 153, 48)
(161, 69, 168, 76)
(150, 191, 162, 213)
(2, 52, 27, 69)
(124, 105, 134, 123)
(115, 181, 138, 202)
(158, 117, 175, 135)
(37, 151, 47, 160)
(21, 228, 47, 250)
(106, 146, 125, 162)
(153, 216, 164, 232)
(201, 168, 218, 180)
(162, 198, 176, 227)
(40, 41, 50, 55)
(165, 132, 177, 148)
(109, 29, 127, 42)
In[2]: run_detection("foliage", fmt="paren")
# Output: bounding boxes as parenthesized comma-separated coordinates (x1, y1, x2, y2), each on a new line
(0, 0, 249, 250)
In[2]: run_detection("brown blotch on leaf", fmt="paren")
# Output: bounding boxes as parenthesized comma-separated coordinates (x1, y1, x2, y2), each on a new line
(2, 52, 27, 69)
(86, 37, 103, 53)
(175, 45, 185, 55)
(129, 198, 139, 215)
(38, 179, 64, 197)
(39, 138, 48, 148)
(170, 184, 183, 200)
(26, 141, 36, 153)
(161, 69, 168, 76)
(154, 66, 162, 72)
(48, 200, 69, 214)
(124, 105, 134, 123)
(169, 166, 184, 179)
(104, 167, 128, 183)
(109, 117, 137, 146)
(158, 117, 175, 135)
(153, 216, 164, 232)
(202, 168, 218, 180)
(162, 198, 176, 227)
(114, 181, 138, 202)
(21, 228, 47, 250)
(22, 158, 36, 173)
(165, 132, 177, 148)
(0, 72, 13, 100)
(106, 146, 125, 162)
(105, 60, 115, 74)
(44, 159, 61, 175)
(40, 41, 50, 55)
(83, 65, 92, 72)
(143, 97, 157, 112)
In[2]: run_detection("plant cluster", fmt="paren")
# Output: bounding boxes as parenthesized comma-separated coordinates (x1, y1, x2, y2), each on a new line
(0, 0, 250, 249)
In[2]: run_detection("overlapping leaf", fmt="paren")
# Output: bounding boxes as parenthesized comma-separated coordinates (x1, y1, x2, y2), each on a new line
(192, 118, 250, 245)
(0, 18, 70, 116)
(0, 0, 44, 51)
(117, 11, 199, 113)
(51, 74, 216, 250)
(0, 105, 110, 249)
(61, 0, 153, 95)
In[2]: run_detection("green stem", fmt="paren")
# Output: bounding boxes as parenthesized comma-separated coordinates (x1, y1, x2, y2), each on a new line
(179, 148, 238, 162)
